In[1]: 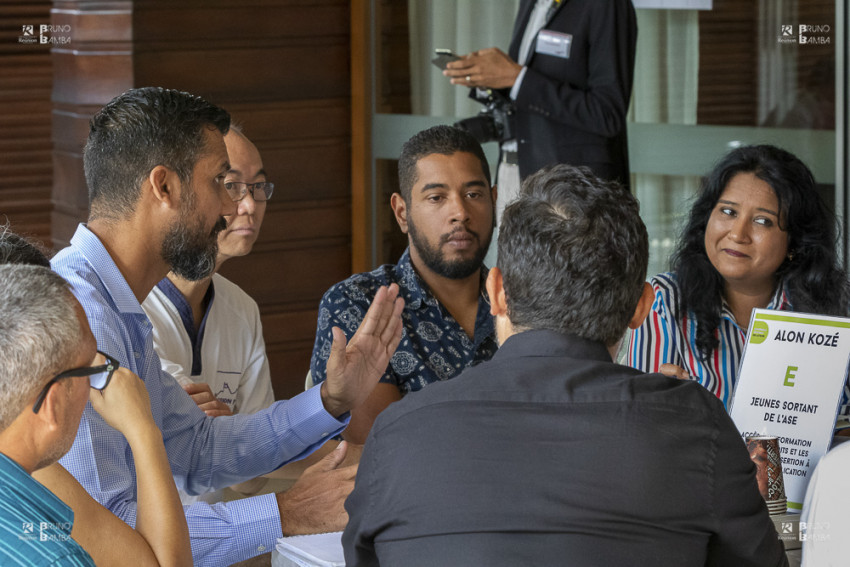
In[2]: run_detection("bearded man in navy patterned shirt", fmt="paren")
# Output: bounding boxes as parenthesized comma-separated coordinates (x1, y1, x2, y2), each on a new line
(310, 125, 498, 444)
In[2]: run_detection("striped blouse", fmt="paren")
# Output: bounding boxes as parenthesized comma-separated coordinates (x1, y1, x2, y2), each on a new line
(627, 272, 792, 409)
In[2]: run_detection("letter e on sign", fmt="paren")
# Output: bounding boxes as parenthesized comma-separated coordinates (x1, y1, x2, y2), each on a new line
(784, 366, 798, 387)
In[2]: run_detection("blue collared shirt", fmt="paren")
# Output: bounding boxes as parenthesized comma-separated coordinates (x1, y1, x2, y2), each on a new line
(0, 453, 94, 566)
(310, 248, 497, 395)
(51, 224, 348, 567)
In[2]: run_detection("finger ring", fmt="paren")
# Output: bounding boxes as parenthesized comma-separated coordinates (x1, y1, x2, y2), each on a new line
(466, 75, 471, 83)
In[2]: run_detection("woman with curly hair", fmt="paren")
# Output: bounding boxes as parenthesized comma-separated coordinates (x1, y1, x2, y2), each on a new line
(628, 144, 850, 409)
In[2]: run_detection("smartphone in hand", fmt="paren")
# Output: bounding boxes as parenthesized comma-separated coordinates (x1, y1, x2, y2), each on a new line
(431, 48, 460, 70)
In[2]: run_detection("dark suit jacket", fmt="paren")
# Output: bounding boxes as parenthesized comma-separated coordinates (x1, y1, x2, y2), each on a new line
(343, 330, 788, 567)
(508, 0, 637, 186)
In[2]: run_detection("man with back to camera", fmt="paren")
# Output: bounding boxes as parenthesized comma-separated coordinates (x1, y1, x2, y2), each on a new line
(309, 125, 498, 444)
(49, 87, 405, 567)
(343, 165, 788, 566)
(443, 0, 636, 223)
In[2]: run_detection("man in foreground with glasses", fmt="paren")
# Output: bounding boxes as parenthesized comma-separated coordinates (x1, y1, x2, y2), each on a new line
(49, 87, 404, 567)
(0, 264, 191, 566)
(142, 127, 277, 505)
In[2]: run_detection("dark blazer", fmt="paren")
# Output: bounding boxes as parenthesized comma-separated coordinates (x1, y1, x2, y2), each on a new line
(509, 0, 637, 186)
(343, 330, 788, 567)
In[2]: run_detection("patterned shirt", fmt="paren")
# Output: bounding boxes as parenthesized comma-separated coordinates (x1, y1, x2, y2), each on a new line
(310, 248, 497, 395)
(51, 224, 348, 567)
(0, 453, 94, 567)
(629, 272, 799, 408)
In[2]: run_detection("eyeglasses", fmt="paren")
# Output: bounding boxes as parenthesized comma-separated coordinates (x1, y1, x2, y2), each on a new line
(32, 351, 120, 414)
(223, 181, 274, 202)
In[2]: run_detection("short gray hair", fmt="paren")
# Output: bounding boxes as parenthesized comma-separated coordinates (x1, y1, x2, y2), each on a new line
(0, 265, 81, 430)
(499, 165, 648, 346)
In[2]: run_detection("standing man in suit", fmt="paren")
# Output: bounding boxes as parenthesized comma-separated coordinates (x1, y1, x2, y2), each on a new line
(444, 0, 637, 222)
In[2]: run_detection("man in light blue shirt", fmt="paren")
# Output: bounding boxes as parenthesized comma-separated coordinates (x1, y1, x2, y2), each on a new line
(50, 87, 404, 567)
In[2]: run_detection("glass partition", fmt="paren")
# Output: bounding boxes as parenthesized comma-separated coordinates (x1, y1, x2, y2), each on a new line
(367, 0, 844, 275)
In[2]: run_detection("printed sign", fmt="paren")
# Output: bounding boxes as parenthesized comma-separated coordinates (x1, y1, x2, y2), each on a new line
(730, 309, 850, 511)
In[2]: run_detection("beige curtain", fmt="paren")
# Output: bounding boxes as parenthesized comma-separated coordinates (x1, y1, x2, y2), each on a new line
(757, 0, 798, 125)
(629, 8, 701, 278)
(408, 0, 520, 117)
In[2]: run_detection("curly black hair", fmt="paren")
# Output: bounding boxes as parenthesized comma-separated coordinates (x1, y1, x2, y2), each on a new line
(672, 144, 850, 358)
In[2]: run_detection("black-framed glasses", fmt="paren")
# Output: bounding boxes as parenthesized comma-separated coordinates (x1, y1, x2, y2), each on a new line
(32, 351, 120, 414)
(223, 181, 274, 202)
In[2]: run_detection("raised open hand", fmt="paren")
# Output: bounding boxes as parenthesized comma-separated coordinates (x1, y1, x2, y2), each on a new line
(321, 284, 404, 417)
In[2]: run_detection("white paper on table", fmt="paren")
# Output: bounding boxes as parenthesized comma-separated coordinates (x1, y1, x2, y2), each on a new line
(274, 531, 345, 567)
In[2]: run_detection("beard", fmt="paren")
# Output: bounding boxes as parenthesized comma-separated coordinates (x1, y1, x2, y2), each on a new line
(407, 215, 493, 280)
(161, 189, 226, 281)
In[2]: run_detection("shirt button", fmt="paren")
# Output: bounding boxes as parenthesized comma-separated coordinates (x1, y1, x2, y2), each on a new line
(134, 351, 141, 359)
(257, 545, 266, 552)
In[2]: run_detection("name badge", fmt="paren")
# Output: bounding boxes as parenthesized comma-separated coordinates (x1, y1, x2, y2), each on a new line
(535, 29, 572, 59)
